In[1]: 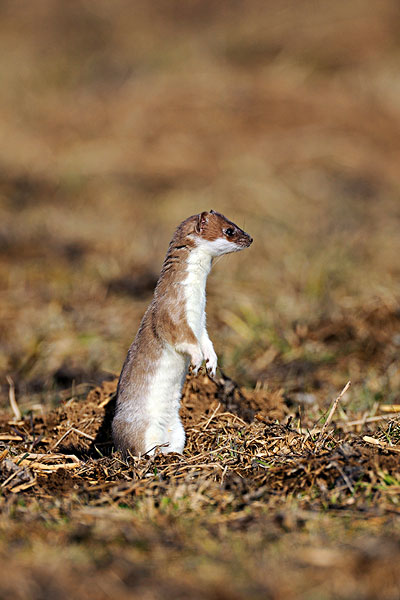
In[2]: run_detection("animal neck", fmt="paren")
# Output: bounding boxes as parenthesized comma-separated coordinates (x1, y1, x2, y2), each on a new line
(186, 246, 212, 285)
(183, 246, 212, 338)
(186, 248, 212, 289)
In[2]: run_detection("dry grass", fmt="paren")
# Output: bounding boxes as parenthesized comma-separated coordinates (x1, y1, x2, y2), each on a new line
(1, 374, 400, 599)
(2, 374, 399, 510)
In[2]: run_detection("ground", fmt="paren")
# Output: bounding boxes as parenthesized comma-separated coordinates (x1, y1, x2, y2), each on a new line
(0, 2, 400, 599)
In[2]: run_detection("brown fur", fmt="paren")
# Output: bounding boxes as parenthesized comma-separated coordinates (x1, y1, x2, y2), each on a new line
(112, 211, 252, 456)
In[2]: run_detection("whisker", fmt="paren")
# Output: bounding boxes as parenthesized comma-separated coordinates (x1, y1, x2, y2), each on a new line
(212, 255, 224, 268)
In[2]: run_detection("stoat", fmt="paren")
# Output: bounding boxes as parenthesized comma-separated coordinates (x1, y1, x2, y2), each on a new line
(112, 210, 253, 456)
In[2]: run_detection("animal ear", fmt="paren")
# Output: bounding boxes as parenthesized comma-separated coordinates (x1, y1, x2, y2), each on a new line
(195, 211, 209, 234)
(210, 209, 215, 214)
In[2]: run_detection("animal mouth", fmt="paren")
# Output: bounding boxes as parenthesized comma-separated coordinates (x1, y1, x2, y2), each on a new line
(242, 236, 253, 247)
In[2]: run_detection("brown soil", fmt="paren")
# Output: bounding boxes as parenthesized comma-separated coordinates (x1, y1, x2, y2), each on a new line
(1, 374, 400, 599)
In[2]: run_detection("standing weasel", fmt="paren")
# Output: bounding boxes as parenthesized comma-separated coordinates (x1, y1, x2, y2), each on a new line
(112, 210, 253, 456)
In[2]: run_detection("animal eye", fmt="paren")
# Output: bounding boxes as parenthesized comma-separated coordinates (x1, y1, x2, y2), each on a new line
(225, 228, 235, 236)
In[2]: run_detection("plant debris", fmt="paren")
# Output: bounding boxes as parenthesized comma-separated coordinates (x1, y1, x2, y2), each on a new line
(1, 373, 398, 514)
(1, 373, 399, 600)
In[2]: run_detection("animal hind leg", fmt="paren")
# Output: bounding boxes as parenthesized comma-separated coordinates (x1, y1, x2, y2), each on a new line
(166, 415, 185, 453)
(143, 422, 169, 455)
(166, 370, 187, 453)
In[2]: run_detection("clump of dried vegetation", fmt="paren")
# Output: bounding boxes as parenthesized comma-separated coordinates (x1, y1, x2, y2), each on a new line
(1, 1, 400, 598)
(1, 373, 400, 509)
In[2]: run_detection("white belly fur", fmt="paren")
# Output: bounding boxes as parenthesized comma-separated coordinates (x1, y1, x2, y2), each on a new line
(143, 247, 211, 454)
(144, 346, 188, 454)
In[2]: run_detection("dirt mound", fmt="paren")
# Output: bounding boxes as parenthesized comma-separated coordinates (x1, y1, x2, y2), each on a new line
(0, 372, 285, 456)
(0, 372, 399, 515)
(1, 373, 400, 600)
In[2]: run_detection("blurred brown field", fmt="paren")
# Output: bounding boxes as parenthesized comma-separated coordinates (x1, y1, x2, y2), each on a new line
(0, 2, 400, 598)
(1, 0, 399, 412)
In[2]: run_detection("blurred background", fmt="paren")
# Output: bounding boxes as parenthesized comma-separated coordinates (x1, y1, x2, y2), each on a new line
(0, 0, 399, 412)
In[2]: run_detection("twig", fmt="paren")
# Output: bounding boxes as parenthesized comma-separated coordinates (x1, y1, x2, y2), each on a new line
(51, 429, 73, 450)
(0, 448, 9, 463)
(6, 376, 21, 420)
(143, 442, 170, 456)
(69, 427, 95, 441)
(363, 436, 400, 454)
(220, 464, 228, 485)
(201, 403, 221, 430)
(99, 393, 116, 409)
(14, 452, 80, 463)
(1, 469, 23, 488)
(28, 462, 81, 472)
(379, 404, 400, 413)
(10, 477, 37, 493)
(300, 411, 400, 434)
(51, 426, 95, 450)
(315, 381, 351, 448)
(333, 462, 354, 493)
(338, 413, 400, 429)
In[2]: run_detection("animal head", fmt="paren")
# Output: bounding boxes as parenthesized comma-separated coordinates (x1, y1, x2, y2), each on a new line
(194, 210, 253, 256)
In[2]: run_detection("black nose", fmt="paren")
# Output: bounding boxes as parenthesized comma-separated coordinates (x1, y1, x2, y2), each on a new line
(248, 236, 253, 245)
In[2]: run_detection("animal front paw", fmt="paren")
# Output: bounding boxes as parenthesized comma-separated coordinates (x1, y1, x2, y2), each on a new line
(201, 338, 218, 378)
(205, 353, 217, 378)
(176, 342, 203, 376)
(190, 348, 204, 376)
